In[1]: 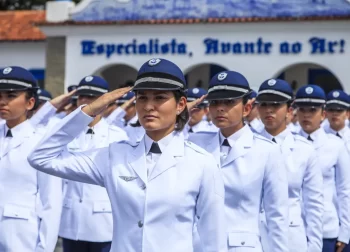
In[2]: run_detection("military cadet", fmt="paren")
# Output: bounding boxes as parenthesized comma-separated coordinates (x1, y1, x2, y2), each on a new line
(323, 90, 350, 140)
(183, 87, 217, 139)
(57, 75, 128, 252)
(256, 79, 323, 252)
(0, 66, 62, 252)
(244, 90, 265, 133)
(294, 85, 350, 252)
(28, 58, 226, 252)
(189, 71, 289, 252)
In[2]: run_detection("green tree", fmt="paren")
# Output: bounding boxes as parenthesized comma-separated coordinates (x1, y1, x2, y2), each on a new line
(0, 0, 81, 10)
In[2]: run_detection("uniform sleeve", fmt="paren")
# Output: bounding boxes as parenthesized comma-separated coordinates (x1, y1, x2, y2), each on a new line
(28, 107, 109, 187)
(30, 102, 57, 127)
(35, 172, 63, 252)
(106, 107, 126, 127)
(336, 144, 350, 243)
(302, 149, 324, 252)
(263, 145, 289, 252)
(196, 155, 227, 252)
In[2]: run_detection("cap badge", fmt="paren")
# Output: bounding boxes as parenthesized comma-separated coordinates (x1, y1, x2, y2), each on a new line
(192, 88, 199, 94)
(267, 79, 276, 86)
(305, 87, 314, 94)
(333, 91, 340, 98)
(85, 76, 93, 82)
(218, 72, 227, 81)
(148, 58, 161, 66)
(3, 67, 12, 75)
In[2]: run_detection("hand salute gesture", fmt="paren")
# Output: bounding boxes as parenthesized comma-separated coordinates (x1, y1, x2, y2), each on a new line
(83, 87, 132, 116)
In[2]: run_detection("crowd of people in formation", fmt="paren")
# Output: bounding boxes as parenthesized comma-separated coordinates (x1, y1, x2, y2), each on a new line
(0, 59, 350, 252)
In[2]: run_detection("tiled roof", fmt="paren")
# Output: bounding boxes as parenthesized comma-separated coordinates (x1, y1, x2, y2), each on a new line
(0, 10, 46, 41)
(37, 15, 350, 26)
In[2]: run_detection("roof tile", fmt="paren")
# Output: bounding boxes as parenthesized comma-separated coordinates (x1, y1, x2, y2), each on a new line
(0, 10, 46, 41)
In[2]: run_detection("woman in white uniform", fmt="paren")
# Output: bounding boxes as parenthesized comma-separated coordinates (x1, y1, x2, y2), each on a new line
(28, 58, 226, 252)
(255, 79, 323, 252)
(294, 85, 350, 252)
(0, 66, 62, 252)
(59, 76, 128, 252)
(190, 71, 289, 252)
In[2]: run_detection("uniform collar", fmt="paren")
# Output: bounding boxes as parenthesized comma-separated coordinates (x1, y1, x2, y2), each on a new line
(300, 127, 327, 147)
(262, 127, 290, 144)
(219, 124, 248, 146)
(144, 131, 176, 154)
(4, 120, 30, 138)
(187, 120, 206, 133)
(324, 124, 349, 138)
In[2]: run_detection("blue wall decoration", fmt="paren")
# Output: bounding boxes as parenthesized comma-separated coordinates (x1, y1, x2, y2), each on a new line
(71, 0, 350, 22)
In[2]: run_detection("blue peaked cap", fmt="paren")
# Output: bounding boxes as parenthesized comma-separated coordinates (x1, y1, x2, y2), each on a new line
(37, 89, 52, 102)
(0, 66, 38, 91)
(247, 90, 257, 100)
(75, 75, 109, 97)
(326, 90, 350, 110)
(295, 85, 326, 107)
(117, 91, 135, 104)
(256, 79, 293, 103)
(187, 87, 208, 107)
(207, 71, 250, 100)
(134, 58, 186, 91)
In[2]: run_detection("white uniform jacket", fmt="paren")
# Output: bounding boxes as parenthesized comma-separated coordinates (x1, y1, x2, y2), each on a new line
(260, 129, 323, 252)
(28, 108, 227, 252)
(0, 120, 62, 252)
(299, 128, 350, 243)
(183, 120, 218, 140)
(60, 118, 128, 242)
(324, 124, 350, 155)
(247, 118, 264, 134)
(189, 125, 289, 252)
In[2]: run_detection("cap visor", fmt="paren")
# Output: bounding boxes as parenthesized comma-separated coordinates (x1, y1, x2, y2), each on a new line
(326, 104, 348, 110)
(256, 94, 290, 104)
(132, 82, 182, 91)
(0, 84, 32, 91)
(295, 102, 324, 108)
(75, 89, 103, 97)
(206, 90, 246, 100)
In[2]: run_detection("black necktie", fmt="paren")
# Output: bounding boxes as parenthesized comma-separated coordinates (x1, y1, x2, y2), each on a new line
(336, 132, 342, 139)
(188, 128, 193, 133)
(86, 128, 94, 135)
(150, 142, 161, 154)
(222, 139, 230, 147)
(307, 135, 313, 142)
(6, 129, 12, 138)
(272, 138, 277, 143)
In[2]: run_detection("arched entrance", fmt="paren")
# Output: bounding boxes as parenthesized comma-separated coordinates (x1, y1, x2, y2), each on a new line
(93, 64, 138, 90)
(184, 63, 228, 89)
(273, 63, 343, 94)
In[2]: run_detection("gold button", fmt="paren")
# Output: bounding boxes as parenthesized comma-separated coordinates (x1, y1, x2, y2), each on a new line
(138, 220, 143, 228)
(241, 241, 245, 245)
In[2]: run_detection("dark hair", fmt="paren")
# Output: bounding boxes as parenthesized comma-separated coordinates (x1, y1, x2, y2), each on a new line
(130, 90, 189, 131)
(25, 89, 39, 111)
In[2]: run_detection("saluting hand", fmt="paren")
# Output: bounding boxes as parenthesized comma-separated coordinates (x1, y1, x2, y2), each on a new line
(187, 95, 207, 111)
(120, 96, 136, 110)
(50, 89, 77, 110)
(336, 241, 346, 252)
(83, 87, 132, 117)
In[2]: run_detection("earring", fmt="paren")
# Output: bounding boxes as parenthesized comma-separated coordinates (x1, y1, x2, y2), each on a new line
(177, 111, 180, 115)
